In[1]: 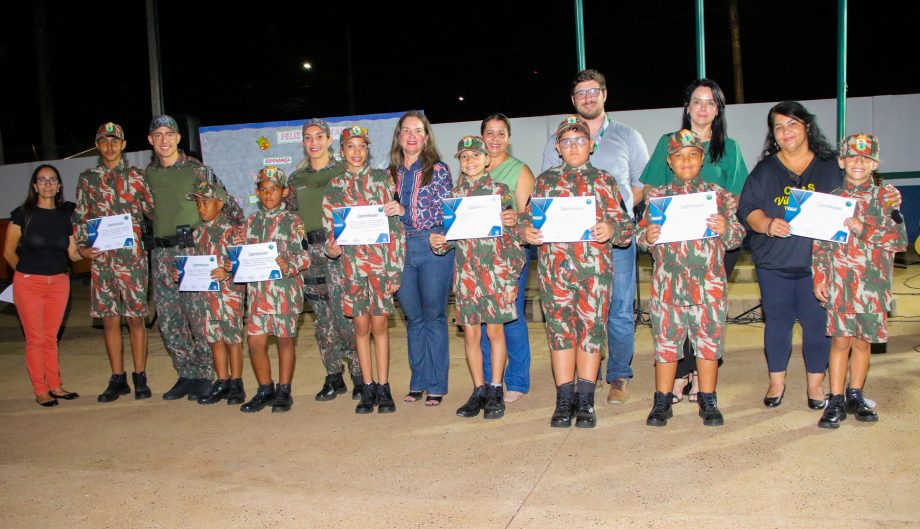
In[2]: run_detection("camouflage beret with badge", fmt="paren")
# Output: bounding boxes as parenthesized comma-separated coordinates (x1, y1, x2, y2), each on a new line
(666, 129, 703, 155)
(257, 165, 287, 187)
(339, 125, 371, 146)
(454, 135, 488, 157)
(839, 133, 879, 162)
(555, 115, 591, 139)
(185, 180, 229, 202)
(95, 122, 125, 142)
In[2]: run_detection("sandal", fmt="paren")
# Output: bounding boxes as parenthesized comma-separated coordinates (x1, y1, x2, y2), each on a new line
(425, 395, 443, 406)
(688, 372, 700, 403)
(671, 375, 691, 404)
(404, 391, 424, 403)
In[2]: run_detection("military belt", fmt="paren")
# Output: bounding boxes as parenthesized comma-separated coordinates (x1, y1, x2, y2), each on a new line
(154, 236, 178, 248)
(305, 229, 325, 244)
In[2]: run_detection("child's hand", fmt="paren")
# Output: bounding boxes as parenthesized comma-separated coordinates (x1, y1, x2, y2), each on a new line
(645, 224, 661, 244)
(429, 233, 447, 251)
(326, 239, 342, 258)
(383, 200, 405, 217)
(844, 217, 864, 237)
(276, 255, 290, 276)
(78, 247, 103, 261)
(520, 224, 543, 245)
(644, 185, 660, 200)
(500, 208, 517, 228)
(222, 260, 234, 273)
(882, 188, 901, 208)
(707, 213, 727, 235)
(211, 267, 228, 282)
(813, 282, 829, 303)
(170, 268, 180, 283)
(590, 221, 613, 243)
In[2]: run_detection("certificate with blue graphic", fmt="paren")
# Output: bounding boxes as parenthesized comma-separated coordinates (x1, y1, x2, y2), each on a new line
(87, 214, 136, 251)
(332, 205, 390, 246)
(784, 189, 856, 243)
(647, 192, 718, 244)
(442, 195, 502, 240)
(227, 242, 281, 283)
(176, 255, 220, 292)
(531, 196, 596, 243)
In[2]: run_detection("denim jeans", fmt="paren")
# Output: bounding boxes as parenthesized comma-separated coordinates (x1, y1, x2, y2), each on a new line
(397, 231, 453, 396)
(481, 254, 531, 393)
(605, 241, 637, 382)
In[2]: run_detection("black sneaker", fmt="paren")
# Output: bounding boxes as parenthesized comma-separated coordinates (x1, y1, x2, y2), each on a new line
(483, 385, 506, 420)
(456, 385, 488, 418)
(697, 391, 724, 426)
(272, 384, 294, 413)
(845, 387, 878, 422)
(351, 374, 364, 401)
(240, 383, 275, 413)
(355, 382, 378, 414)
(315, 372, 347, 401)
(646, 391, 674, 427)
(376, 382, 396, 413)
(819, 394, 847, 429)
(550, 383, 576, 428)
(162, 377, 193, 401)
(227, 378, 246, 405)
(198, 379, 231, 405)
(132, 371, 151, 400)
(575, 391, 597, 428)
(187, 378, 212, 401)
(98, 373, 131, 403)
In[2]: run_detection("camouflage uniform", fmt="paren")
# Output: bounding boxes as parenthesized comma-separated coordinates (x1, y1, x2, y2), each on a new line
(288, 159, 359, 377)
(321, 166, 405, 316)
(73, 158, 154, 318)
(637, 177, 745, 363)
(812, 181, 907, 343)
(433, 173, 525, 325)
(243, 199, 310, 337)
(147, 152, 243, 379)
(521, 162, 633, 355)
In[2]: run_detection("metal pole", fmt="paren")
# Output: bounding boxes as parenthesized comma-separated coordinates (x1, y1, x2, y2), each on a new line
(837, 0, 847, 142)
(695, 0, 706, 78)
(146, 0, 164, 116)
(575, 0, 586, 71)
(34, 0, 57, 160)
(729, 0, 744, 103)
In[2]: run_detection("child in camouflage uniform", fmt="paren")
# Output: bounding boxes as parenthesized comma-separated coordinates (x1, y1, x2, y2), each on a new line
(430, 136, 524, 420)
(178, 181, 247, 406)
(637, 130, 744, 428)
(322, 126, 405, 415)
(236, 166, 310, 413)
(520, 116, 633, 429)
(813, 134, 907, 429)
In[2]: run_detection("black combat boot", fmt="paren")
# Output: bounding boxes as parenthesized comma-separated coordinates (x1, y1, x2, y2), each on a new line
(226, 378, 246, 405)
(240, 383, 275, 413)
(351, 374, 364, 401)
(162, 377, 192, 401)
(574, 391, 597, 428)
(272, 384, 294, 413)
(355, 382, 378, 414)
(197, 379, 231, 405)
(132, 371, 151, 400)
(376, 382, 396, 413)
(483, 385, 506, 420)
(845, 387, 878, 422)
(697, 391, 725, 426)
(646, 391, 674, 427)
(456, 385, 488, 418)
(818, 394, 847, 429)
(550, 382, 576, 428)
(315, 372, 347, 401)
(187, 378, 212, 401)
(98, 373, 131, 403)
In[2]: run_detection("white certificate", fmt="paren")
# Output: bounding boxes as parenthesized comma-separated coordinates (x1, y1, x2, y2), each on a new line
(531, 196, 596, 243)
(784, 189, 856, 243)
(87, 214, 136, 251)
(647, 191, 719, 244)
(227, 242, 282, 283)
(332, 205, 390, 246)
(176, 255, 220, 292)
(442, 195, 503, 240)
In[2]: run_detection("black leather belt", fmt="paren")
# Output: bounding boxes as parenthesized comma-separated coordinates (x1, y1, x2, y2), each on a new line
(303, 276, 327, 286)
(305, 229, 325, 244)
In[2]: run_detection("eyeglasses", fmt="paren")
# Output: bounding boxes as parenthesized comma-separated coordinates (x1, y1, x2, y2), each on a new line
(36, 177, 59, 185)
(558, 137, 590, 148)
(689, 98, 717, 110)
(573, 87, 603, 101)
(772, 119, 804, 134)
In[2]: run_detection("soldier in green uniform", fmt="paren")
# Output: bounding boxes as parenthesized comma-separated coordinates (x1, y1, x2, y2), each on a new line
(287, 118, 362, 401)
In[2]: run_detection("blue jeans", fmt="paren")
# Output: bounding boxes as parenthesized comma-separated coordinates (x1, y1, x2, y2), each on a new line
(481, 254, 531, 393)
(397, 231, 453, 396)
(605, 241, 636, 382)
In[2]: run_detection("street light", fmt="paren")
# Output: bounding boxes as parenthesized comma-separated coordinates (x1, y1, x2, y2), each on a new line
(302, 62, 312, 70)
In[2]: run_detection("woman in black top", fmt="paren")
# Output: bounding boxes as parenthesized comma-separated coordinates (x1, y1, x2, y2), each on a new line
(3, 164, 82, 407)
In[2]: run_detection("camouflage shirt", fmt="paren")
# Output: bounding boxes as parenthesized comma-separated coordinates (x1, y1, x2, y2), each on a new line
(192, 216, 245, 321)
(812, 181, 907, 313)
(244, 204, 309, 315)
(636, 177, 745, 307)
(322, 166, 405, 291)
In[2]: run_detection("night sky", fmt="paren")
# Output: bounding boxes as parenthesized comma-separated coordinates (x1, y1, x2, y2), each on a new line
(1, 1, 917, 164)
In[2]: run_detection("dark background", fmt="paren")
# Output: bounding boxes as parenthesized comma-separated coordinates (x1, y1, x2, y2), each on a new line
(1, 0, 917, 163)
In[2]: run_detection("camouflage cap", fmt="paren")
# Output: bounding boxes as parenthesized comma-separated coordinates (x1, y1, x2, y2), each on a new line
(149, 115, 179, 134)
(555, 115, 590, 140)
(185, 180, 228, 202)
(454, 135, 488, 158)
(339, 125, 371, 146)
(257, 165, 287, 187)
(302, 118, 331, 137)
(839, 133, 879, 161)
(95, 122, 125, 142)
(666, 129, 703, 155)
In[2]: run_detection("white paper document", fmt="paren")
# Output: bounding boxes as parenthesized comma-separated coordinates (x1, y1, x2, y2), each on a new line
(87, 214, 137, 251)
(647, 191, 719, 244)
(442, 195, 503, 241)
(530, 196, 596, 243)
(0, 285, 13, 304)
(176, 255, 220, 292)
(784, 189, 856, 243)
(332, 205, 390, 246)
(228, 242, 281, 283)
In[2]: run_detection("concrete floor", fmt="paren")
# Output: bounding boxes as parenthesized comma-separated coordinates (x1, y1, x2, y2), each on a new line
(1, 266, 918, 529)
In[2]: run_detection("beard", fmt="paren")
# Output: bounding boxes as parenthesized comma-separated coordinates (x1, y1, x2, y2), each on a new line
(577, 106, 604, 120)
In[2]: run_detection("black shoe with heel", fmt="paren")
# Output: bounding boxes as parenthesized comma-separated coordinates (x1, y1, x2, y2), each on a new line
(763, 384, 785, 408)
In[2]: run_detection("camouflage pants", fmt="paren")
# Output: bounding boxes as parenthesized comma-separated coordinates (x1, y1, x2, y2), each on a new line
(304, 242, 359, 377)
(151, 246, 214, 379)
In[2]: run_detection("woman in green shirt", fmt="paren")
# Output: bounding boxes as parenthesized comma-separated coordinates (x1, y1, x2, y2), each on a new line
(639, 79, 748, 401)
